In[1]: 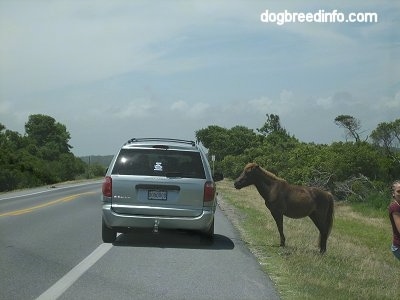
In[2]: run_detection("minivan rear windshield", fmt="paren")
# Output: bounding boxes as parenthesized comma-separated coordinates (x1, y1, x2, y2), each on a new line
(111, 148, 206, 179)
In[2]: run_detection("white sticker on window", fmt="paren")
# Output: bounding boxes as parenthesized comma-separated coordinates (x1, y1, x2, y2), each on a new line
(154, 162, 163, 171)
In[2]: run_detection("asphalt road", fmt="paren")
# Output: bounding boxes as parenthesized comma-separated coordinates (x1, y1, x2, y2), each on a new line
(0, 181, 279, 300)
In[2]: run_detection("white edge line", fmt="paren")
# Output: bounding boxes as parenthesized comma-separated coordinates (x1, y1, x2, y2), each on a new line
(36, 243, 113, 300)
(0, 181, 102, 201)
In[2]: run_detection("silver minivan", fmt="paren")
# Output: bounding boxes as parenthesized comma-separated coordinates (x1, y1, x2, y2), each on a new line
(102, 138, 223, 243)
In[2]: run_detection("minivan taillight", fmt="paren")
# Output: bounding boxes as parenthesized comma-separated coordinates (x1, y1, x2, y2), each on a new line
(102, 176, 112, 197)
(203, 181, 216, 202)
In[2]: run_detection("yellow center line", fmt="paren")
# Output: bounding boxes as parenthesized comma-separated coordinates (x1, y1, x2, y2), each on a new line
(0, 191, 96, 217)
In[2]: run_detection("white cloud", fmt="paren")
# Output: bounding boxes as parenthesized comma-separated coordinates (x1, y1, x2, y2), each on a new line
(171, 100, 188, 111)
(170, 100, 211, 119)
(316, 96, 333, 109)
(246, 90, 296, 116)
(112, 99, 157, 119)
(380, 91, 400, 109)
(248, 97, 273, 113)
(0, 101, 11, 114)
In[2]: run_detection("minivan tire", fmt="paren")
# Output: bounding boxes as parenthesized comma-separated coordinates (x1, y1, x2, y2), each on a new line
(201, 219, 214, 243)
(102, 219, 117, 243)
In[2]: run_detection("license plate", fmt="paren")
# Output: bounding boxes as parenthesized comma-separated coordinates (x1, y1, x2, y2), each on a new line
(148, 190, 167, 200)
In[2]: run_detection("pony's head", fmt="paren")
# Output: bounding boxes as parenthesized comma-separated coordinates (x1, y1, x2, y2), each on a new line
(234, 163, 260, 189)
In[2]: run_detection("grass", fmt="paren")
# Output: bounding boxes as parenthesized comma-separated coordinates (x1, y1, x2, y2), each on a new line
(217, 179, 400, 300)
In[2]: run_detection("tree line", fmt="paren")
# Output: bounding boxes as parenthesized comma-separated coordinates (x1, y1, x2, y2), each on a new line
(196, 114, 400, 209)
(0, 114, 104, 192)
(2, 112, 399, 208)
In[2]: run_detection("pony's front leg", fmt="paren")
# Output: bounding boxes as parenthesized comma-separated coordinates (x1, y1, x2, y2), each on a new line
(271, 210, 285, 247)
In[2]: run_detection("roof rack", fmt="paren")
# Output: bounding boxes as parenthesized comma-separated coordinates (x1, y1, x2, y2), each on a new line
(125, 138, 196, 147)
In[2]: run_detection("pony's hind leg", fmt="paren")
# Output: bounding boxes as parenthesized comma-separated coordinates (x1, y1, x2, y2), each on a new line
(319, 230, 328, 254)
(309, 212, 328, 253)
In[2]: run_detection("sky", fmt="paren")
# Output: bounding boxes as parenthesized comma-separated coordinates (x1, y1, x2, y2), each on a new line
(1, 1, 399, 156)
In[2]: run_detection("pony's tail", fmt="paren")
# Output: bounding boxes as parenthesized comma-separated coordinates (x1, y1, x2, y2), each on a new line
(326, 193, 334, 238)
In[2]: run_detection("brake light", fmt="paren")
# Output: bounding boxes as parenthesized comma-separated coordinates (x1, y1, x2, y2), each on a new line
(203, 181, 216, 202)
(102, 176, 112, 197)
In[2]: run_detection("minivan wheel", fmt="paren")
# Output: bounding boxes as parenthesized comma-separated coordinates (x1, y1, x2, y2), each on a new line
(102, 219, 117, 243)
(201, 219, 214, 243)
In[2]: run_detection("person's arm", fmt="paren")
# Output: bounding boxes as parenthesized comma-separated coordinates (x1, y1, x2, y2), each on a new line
(393, 212, 400, 232)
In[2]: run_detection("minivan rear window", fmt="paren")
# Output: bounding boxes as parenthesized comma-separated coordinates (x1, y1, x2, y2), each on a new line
(111, 148, 206, 179)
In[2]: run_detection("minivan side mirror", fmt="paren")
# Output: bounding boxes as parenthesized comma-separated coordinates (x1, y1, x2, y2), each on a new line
(213, 172, 224, 182)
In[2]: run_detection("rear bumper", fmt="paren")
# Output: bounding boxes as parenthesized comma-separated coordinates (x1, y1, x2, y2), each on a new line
(102, 203, 215, 232)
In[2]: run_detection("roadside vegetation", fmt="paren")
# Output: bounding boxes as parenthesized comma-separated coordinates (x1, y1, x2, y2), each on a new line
(2, 113, 398, 199)
(0, 114, 106, 192)
(197, 114, 400, 206)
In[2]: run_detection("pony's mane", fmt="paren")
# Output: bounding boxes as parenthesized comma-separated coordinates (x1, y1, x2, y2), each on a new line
(246, 163, 286, 182)
(259, 166, 286, 182)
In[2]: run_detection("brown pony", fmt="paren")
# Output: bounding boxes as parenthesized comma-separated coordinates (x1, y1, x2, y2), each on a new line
(234, 163, 334, 253)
